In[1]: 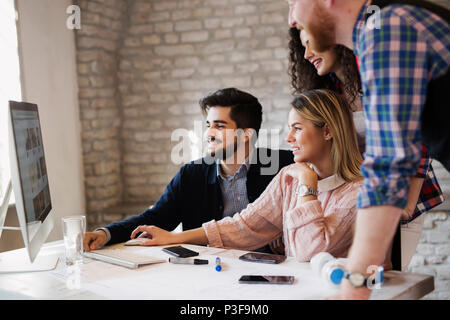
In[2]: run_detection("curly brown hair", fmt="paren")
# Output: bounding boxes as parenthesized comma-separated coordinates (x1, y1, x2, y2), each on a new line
(288, 27, 363, 107)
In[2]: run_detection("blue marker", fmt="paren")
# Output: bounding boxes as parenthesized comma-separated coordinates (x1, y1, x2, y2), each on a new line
(215, 257, 222, 272)
(376, 266, 384, 285)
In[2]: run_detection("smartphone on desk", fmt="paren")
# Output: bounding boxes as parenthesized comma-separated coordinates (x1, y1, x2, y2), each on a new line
(239, 252, 286, 264)
(162, 246, 199, 258)
(238, 275, 295, 285)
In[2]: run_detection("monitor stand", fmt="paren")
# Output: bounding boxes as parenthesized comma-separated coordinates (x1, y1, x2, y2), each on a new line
(0, 181, 13, 239)
(0, 250, 59, 274)
(0, 181, 59, 274)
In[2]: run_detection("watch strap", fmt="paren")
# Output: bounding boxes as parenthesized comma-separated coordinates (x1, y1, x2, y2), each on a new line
(344, 271, 368, 288)
(296, 184, 318, 197)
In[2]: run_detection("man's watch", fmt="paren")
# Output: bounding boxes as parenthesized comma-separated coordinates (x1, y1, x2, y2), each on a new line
(344, 271, 368, 288)
(296, 184, 318, 197)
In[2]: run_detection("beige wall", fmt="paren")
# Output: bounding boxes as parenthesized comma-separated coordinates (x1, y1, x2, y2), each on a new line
(0, 0, 85, 252)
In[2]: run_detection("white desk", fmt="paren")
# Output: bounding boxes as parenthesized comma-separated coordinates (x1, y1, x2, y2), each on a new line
(0, 241, 434, 300)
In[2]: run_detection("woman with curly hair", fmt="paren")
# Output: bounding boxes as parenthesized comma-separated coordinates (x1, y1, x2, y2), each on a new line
(288, 27, 362, 112)
(289, 27, 365, 154)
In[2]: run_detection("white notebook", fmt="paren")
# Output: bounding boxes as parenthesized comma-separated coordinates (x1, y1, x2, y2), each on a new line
(83, 244, 165, 269)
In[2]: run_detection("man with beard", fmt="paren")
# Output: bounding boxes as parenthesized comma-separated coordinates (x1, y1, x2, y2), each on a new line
(84, 88, 293, 254)
(286, 0, 450, 299)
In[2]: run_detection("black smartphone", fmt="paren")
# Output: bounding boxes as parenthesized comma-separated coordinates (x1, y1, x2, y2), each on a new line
(238, 275, 295, 285)
(162, 246, 199, 258)
(239, 252, 286, 264)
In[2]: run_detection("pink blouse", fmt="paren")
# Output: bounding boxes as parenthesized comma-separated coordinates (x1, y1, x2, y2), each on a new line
(202, 164, 363, 262)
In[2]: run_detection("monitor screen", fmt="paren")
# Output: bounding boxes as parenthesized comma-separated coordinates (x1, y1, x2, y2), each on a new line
(9, 102, 51, 240)
(0, 101, 57, 269)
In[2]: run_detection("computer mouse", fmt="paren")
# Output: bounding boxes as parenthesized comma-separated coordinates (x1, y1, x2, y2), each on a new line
(124, 238, 147, 246)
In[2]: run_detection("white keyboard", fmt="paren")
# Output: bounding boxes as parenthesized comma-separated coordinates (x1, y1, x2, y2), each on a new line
(84, 248, 165, 269)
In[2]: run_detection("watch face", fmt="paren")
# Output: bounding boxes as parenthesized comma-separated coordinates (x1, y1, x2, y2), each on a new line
(299, 185, 308, 195)
(349, 273, 365, 287)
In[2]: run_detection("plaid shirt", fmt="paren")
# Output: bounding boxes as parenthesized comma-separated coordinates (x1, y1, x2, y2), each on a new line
(353, 1, 449, 219)
(411, 145, 444, 222)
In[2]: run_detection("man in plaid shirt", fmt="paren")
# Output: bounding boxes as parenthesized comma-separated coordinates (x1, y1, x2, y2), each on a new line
(286, 0, 450, 299)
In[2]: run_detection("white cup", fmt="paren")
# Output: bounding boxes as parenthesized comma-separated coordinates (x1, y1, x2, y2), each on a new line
(62, 215, 86, 266)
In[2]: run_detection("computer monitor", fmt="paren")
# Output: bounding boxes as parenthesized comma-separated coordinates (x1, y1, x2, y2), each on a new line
(0, 101, 57, 272)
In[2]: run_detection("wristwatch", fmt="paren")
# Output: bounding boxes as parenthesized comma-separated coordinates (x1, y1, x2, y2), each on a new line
(296, 184, 318, 197)
(344, 271, 368, 288)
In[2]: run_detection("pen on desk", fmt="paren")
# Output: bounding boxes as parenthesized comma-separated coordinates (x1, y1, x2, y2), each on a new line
(215, 257, 222, 272)
(168, 257, 208, 265)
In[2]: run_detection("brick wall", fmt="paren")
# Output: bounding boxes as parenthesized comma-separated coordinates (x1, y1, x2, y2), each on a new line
(411, 211, 450, 299)
(74, 0, 450, 299)
(75, 0, 127, 223)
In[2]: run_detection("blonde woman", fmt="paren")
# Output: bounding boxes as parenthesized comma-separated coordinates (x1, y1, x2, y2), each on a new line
(129, 89, 363, 261)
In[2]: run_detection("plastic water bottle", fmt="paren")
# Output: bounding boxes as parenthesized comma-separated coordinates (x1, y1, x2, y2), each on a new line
(311, 252, 347, 288)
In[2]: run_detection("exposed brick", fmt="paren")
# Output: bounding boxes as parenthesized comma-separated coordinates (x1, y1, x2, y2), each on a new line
(175, 20, 202, 32)
(142, 35, 161, 45)
(181, 31, 209, 43)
